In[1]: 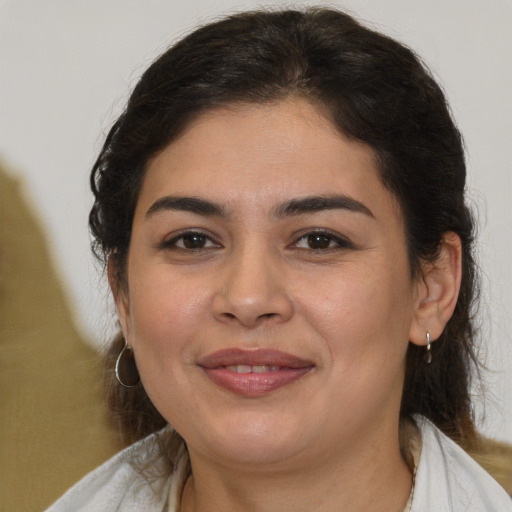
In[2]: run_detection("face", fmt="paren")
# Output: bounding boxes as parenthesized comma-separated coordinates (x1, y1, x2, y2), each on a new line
(115, 99, 423, 471)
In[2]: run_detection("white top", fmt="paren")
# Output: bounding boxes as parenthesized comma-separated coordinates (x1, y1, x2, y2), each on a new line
(46, 416, 512, 512)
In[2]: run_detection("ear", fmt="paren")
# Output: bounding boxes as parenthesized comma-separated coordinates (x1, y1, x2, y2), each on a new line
(409, 232, 462, 346)
(107, 254, 132, 343)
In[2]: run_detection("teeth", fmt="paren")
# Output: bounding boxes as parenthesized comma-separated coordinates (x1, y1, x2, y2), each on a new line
(225, 365, 281, 373)
(226, 365, 252, 373)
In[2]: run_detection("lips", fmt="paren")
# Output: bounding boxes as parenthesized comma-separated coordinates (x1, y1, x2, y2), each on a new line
(198, 348, 314, 396)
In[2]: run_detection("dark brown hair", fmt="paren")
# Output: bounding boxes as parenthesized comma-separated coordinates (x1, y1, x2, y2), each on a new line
(91, 7, 480, 452)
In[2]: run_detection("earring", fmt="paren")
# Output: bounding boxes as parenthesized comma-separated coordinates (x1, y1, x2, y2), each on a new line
(115, 340, 140, 387)
(424, 332, 432, 364)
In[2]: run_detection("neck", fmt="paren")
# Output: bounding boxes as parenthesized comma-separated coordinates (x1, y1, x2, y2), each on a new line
(180, 420, 412, 512)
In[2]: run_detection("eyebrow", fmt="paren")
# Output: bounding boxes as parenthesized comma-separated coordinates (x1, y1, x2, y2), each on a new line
(272, 195, 375, 219)
(144, 194, 374, 220)
(145, 196, 226, 218)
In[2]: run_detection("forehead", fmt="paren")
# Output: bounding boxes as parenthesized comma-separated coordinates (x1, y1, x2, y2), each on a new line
(138, 99, 400, 220)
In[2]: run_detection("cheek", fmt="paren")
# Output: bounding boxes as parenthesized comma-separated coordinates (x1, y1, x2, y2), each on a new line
(300, 262, 414, 361)
(126, 274, 215, 423)
(127, 267, 212, 362)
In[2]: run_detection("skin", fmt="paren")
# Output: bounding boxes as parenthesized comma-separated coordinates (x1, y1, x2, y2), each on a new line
(113, 99, 461, 512)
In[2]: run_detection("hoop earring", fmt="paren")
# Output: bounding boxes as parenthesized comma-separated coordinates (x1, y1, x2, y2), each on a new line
(115, 340, 140, 387)
(424, 332, 432, 364)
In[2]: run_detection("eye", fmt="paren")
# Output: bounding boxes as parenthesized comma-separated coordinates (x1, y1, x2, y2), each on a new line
(162, 231, 219, 250)
(294, 231, 353, 251)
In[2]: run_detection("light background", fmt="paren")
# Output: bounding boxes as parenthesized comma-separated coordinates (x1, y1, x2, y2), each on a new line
(1, 0, 510, 443)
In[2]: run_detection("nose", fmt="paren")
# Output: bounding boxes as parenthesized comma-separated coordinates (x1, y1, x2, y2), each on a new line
(212, 243, 294, 328)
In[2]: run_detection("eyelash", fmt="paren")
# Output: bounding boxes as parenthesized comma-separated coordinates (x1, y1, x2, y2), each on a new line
(292, 230, 354, 252)
(160, 230, 220, 251)
(160, 229, 353, 252)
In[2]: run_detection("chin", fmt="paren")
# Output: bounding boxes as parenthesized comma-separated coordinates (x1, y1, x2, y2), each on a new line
(209, 438, 304, 468)
(187, 415, 312, 469)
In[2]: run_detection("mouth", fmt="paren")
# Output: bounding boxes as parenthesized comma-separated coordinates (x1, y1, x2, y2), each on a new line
(224, 364, 282, 373)
(198, 348, 314, 397)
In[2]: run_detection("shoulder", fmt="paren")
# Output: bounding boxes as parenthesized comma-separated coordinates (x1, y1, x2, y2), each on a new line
(412, 415, 512, 512)
(44, 431, 180, 512)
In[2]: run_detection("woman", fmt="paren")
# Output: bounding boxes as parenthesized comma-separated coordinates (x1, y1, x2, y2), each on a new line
(47, 7, 512, 511)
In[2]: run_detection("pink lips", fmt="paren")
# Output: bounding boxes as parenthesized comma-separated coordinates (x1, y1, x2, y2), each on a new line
(198, 348, 314, 397)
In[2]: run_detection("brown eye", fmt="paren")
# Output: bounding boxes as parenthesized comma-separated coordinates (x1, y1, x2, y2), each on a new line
(181, 233, 207, 249)
(162, 231, 219, 251)
(294, 231, 353, 251)
(307, 234, 332, 249)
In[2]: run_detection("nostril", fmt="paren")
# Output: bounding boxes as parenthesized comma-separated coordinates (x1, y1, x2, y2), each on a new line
(220, 311, 277, 324)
